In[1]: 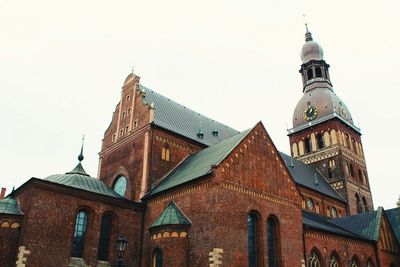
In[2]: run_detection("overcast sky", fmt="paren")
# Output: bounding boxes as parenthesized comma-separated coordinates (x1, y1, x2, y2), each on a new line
(1, 1, 399, 209)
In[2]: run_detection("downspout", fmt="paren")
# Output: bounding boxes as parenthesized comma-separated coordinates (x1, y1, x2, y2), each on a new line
(186, 232, 190, 267)
(373, 241, 381, 267)
(302, 225, 309, 267)
(138, 206, 146, 267)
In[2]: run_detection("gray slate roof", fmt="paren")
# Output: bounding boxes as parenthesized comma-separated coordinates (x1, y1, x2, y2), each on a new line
(386, 207, 400, 242)
(146, 128, 252, 197)
(303, 211, 369, 240)
(44, 162, 123, 199)
(139, 85, 239, 146)
(279, 152, 345, 202)
(151, 201, 191, 228)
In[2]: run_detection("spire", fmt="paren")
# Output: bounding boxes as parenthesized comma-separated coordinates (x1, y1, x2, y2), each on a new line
(78, 136, 84, 162)
(305, 23, 313, 42)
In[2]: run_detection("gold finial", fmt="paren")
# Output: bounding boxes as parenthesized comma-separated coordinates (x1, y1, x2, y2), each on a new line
(131, 65, 134, 74)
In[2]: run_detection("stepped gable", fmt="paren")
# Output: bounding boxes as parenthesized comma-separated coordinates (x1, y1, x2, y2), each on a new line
(280, 152, 345, 202)
(139, 84, 239, 146)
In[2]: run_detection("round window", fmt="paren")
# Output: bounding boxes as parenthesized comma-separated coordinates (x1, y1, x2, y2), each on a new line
(307, 199, 314, 210)
(113, 176, 127, 196)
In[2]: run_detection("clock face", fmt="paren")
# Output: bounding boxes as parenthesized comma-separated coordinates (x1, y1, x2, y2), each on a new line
(304, 106, 318, 121)
(307, 199, 314, 210)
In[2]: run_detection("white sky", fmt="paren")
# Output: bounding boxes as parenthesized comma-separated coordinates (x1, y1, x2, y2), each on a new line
(0, 1, 399, 209)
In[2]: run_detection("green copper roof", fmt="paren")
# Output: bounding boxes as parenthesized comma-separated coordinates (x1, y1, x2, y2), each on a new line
(44, 162, 123, 199)
(146, 128, 252, 197)
(0, 194, 23, 215)
(280, 152, 345, 202)
(139, 85, 239, 146)
(386, 207, 400, 242)
(331, 207, 383, 241)
(151, 201, 191, 228)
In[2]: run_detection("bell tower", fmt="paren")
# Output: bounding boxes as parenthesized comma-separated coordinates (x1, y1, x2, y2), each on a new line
(287, 27, 374, 215)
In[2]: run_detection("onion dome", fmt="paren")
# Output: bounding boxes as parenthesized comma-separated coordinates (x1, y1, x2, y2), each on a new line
(292, 87, 355, 129)
(0, 189, 23, 215)
(300, 29, 324, 64)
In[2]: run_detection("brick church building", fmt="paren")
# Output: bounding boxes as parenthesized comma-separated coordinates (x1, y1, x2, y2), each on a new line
(1, 29, 399, 267)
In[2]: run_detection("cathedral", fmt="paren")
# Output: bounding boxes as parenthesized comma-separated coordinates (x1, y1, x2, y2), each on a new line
(0, 29, 399, 267)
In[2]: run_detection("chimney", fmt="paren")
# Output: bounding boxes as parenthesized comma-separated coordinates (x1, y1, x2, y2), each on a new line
(0, 187, 6, 199)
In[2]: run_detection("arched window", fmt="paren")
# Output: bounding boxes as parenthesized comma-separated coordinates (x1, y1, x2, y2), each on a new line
(71, 210, 88, 257)
(113, 176, 127, 196)
(328, 167, 333, 179)
(98, 214, 113, 261)
(355, 194, 363, 213)
(362, 197, 369, 212)
(344, 161, 349, 175)
(330, 207, 338, 218)
(349, 164, 355, 177)
(152, 248, 163, 267)
(161, 143, 170, 161)
(304, 137, 311, 154)
(316, 133, 324, 149)
(350, 256, 360, 267)
(358, 169, 362, 183)
(366, 258, 375, 267)
(328, 252, 340, 267)
(267, 217, 279, 267)
(248, 213, 261, 267)
(315, 67, 322, 78)
(308, 249, 322, 267)
(307, 68, 314, 80)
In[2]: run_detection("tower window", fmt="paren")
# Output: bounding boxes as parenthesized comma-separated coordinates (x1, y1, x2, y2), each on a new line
(122, 112, 126, 118)
(316, 133, 324, 149)
(355, 194, 363, 213)
(307, 69, 313, 80)
(128, 108, 131, 114)
(315, 67, 322, 78)
(328, 167, 333, 179)
(362, 197, 369, 212)
(304, 137, 311, 154)
(126, 95, 130, 101)
(349, 164, 355, 177)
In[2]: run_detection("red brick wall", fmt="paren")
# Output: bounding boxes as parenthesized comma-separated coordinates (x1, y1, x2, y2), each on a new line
(304, 230, 376, 267)
(149, 128, 203, 186)
(15, 184, 143, 267)
(0, 215, 22, 267)
(300, 186, 347, 217)
(142, 124, 304, 267)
